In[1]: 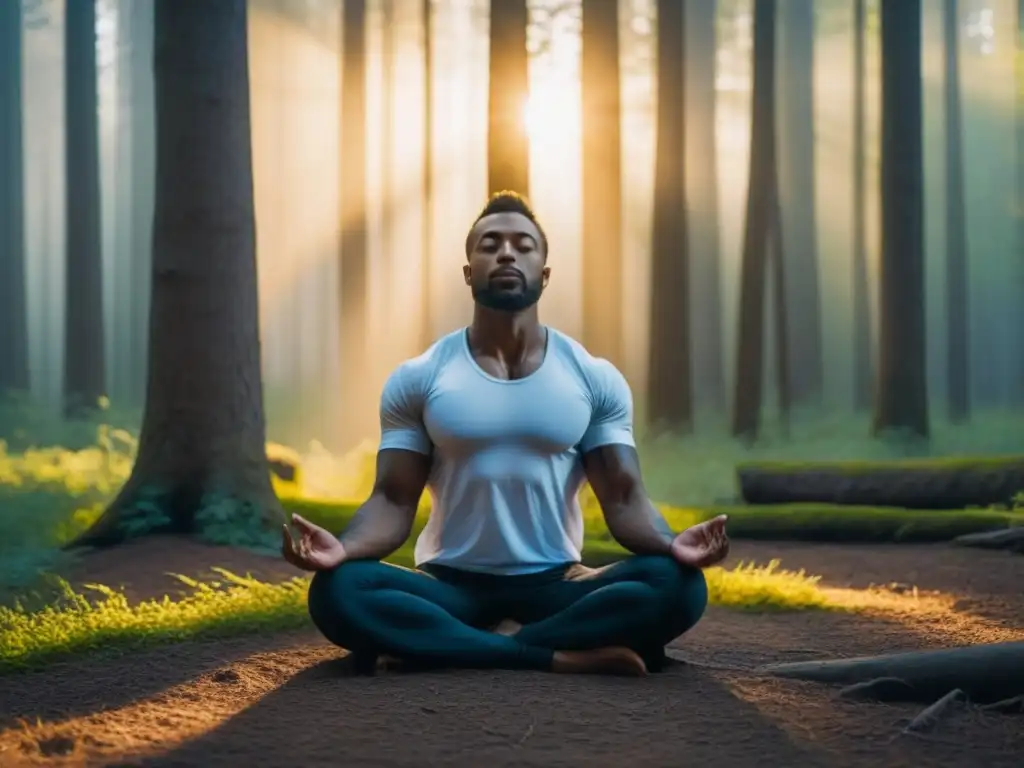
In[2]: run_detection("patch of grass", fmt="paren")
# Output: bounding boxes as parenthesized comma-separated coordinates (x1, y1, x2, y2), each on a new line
(284, 496, 1024, 547)
(0, 558, 834, 674)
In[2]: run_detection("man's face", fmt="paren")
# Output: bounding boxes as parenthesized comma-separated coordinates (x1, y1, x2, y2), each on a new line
(463, 212, 550, 312)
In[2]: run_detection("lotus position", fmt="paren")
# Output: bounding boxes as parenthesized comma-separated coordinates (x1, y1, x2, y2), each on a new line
(282, 191, 729, 676)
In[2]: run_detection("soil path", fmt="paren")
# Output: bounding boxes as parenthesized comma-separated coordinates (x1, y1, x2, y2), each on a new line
(1, 539, 1021, 767)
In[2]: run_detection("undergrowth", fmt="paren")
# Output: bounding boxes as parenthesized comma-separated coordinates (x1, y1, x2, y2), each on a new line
(0, 559, 832, 674)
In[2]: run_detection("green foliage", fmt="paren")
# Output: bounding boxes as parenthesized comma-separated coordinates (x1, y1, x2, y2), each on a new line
(0, 559, 839, 674)
(195, 492, 283, 551)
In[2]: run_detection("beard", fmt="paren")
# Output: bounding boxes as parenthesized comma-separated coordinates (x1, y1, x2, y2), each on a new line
(472, 277, 544, 312)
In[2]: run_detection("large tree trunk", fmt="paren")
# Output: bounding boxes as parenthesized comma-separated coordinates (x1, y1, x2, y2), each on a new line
(487, 0, 529, 195)
(851, 0, 872, 411)
(646, 0, 692, 432)
(1016, 0, 1023, 401)
(69, 0, 282, 550)
(0, 0, 29, 396)
(731, 0, 781, 440)
(872, 0, 929, 439)
(380, 0, 396, 322)
(64, 0, 107, 417)
(127, 0, 156, 406)
(737, 455, 1024, 508)
(581, 0, 624, 369)
(686, 0, 725, 411)
(943, 0, 969, 423)
(759, 642, 1024, 705)
(420, 0, 434, 351)
(777, 0, 823, 406)
(339, 0, 370, 448)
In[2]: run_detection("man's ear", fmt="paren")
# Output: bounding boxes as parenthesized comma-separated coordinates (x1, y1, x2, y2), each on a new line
(463, 264, 472, 285)
(542, 266, 550, 289)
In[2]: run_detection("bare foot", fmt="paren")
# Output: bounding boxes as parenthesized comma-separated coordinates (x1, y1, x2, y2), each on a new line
(552, 647, 648, 677)
(490, 618, 523, 637)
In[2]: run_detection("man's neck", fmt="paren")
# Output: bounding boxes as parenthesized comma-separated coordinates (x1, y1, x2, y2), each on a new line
(468, 305, 545, 363)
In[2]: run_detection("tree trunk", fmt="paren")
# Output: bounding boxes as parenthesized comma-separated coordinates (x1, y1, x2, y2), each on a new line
(420, 0, 434, 351)
(737, 455, 1024, 509)
(770, 195, 790, 431)
(0, 0, 29, 396)
(64, 0, 107, 417)
(127, 0, 156, 407)
(380, 0, 396, 321)
(581, 0, 624, 369)
(731, 0, 779, 440)
(69, 0, 282, 550)
(872, 0, 929, 439)
(851, 0, 872, 411)
(646, 0, 692, 433)
(777, 0, 823, 406)
(1015, 0, 1023, 401)
(943, 0, 969, 423)
(759, 642, 1024, 705)
(487, 0, 529, 195)
(686, 0, 725, 411)
(339, 0, 370, 448)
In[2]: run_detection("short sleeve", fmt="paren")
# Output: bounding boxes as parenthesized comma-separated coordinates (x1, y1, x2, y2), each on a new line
(378, 363, 433, 455)
(578, 360, 636, 453)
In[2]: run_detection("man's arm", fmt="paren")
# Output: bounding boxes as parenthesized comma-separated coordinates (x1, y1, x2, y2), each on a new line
(336, 448, 430, 561)
(579, 359, 675, 556)
(336, 361, 433, 561)
(582, 444, 675, 556)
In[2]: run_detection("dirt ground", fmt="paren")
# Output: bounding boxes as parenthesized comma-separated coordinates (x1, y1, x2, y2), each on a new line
(1, 538, 1022, 768)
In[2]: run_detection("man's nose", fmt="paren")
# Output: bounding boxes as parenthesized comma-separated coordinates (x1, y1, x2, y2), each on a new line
(496, 242, 516, 263)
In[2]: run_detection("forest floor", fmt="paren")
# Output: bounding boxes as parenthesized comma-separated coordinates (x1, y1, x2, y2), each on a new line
(1, 540, 1022, 768)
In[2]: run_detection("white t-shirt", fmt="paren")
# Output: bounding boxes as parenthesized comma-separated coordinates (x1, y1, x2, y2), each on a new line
(377, 326, 635, 575)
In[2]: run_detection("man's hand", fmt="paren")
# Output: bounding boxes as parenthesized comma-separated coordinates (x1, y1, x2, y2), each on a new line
(670, 515, 730, 569)
(281, 513, 347, 571)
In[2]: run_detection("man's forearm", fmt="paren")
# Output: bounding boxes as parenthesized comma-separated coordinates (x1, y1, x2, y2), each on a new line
(602, 493, 675, 556)
(336, 494, 416, 561)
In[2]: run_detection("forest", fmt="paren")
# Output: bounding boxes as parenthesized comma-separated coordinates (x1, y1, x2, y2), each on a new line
(0, 1, 1022, 766)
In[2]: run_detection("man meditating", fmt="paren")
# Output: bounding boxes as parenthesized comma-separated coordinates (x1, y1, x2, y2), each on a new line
(281, 191, 729, 676)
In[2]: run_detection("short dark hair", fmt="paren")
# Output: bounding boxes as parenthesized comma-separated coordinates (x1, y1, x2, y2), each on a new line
(464, 190, 548, 259)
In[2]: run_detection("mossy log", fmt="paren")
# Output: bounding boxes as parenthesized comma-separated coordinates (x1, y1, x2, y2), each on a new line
(736, 457, 1024, 509)
(953, 527, 1024, 553)
(757, 642, 1024, 704)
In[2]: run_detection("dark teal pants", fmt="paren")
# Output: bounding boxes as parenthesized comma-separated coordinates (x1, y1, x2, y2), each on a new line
(307, 554, 708, 673)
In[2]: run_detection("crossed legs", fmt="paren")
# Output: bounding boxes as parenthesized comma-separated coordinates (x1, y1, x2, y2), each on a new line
(307, 554, 708, 674)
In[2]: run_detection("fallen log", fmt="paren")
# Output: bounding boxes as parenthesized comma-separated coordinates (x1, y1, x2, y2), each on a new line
(756, 642, 1024, 704)
(953, 527, 1024, 553)
(736, 456, 1024, 509)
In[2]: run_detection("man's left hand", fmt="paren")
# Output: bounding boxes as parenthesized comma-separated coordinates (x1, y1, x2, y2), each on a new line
(670, 515, 730, 569)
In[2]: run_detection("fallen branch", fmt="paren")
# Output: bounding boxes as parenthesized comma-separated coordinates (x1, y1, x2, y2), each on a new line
(953, 527, 1024, 554)
(838, 677, 915, 702)
(903, 688, 966, 734)
(757, 642, 1024, 704)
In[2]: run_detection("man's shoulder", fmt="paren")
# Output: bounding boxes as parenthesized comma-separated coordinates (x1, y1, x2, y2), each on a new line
(387, 329, 464, 390)
(548, 328, 628, 387)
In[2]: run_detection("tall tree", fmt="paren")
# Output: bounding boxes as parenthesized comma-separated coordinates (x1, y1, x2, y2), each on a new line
(420, 0, 434, 350)
(380, 0, 396, 320)
(1016, 0, 1023, 400)
(777, 0, 823, 405)
(581, 0, 624, 368)
(872, 0, 929, 438)
(0, 0, 29, 396)
(487, 0, 529, 195)
(71, 0, 282, 548)
(732, 0, 789, 440)
(64, 0, 106, 417)
(647, 0, 691, 432)
(339, 0, 370, 447)
(943, 0, 969, 422)
(851, 0, 872, 410)
(686, 0, 725, 410)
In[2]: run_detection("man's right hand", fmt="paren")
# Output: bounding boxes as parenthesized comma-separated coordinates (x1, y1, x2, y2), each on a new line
(281, 513, 347, 571)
